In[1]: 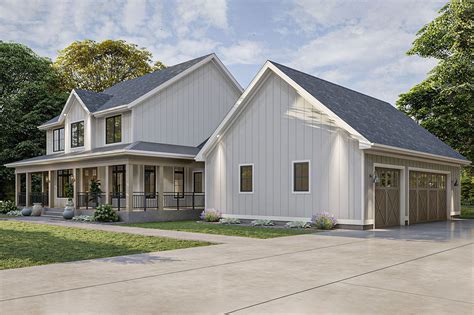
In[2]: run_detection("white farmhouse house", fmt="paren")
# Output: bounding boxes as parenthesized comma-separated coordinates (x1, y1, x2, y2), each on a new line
(197, 61, 470, 229)
(6, 55, 469, 228)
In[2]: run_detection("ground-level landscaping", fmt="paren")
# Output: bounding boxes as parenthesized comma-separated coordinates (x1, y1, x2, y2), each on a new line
(0, 221, 211, 270)
(123, 221, 316, 239)
(460, 205, 474, 219)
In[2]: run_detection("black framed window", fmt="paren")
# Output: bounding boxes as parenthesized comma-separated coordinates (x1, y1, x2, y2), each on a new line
(71, 121, 84, 148)
(293, 161, 310, 192)
(57, 169, 72, 198)
(106, 115, 122, 144)
(112, 165, 126, 194)
(193, 172, 203, 193)
(53, 127, 65, 152)
(240, 165, 253, 193)
(174, 167, 184, 198)
(144, 166, 156, 197)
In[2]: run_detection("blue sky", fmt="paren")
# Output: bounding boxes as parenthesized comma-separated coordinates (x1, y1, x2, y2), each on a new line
(0, 0, 445, 104)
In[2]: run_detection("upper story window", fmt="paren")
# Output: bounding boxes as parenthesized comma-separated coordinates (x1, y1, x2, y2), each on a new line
(239, 164, 253, 193)
(53, 127, 65, 152)
(106, 115, 122, 144)
(293, 161, 310, 193)
(71, 121, 84, 148)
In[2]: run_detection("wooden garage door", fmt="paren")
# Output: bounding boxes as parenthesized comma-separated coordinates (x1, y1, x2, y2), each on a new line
(409, 171, 447, 224)
(375, 168, 400, 228)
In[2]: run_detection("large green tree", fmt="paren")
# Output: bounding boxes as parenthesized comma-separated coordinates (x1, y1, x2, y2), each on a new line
(397, 0, 473, 203)
(54, 40, 166, 92)
(0, 42, 68, 200)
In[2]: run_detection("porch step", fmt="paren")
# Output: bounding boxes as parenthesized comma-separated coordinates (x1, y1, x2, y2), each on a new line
(42, 209, 64, 218)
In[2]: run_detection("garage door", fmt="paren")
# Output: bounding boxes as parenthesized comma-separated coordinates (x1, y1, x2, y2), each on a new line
(409, 171, 447, 224)
(375, 168, 400, 228)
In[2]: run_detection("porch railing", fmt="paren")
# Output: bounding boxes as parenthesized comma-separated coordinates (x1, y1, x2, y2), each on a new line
(30, 192, 48, 206)
(109, 192, 126, 211)
(163, 192, 205, 210)
(132, 192, 158, 210)
(76, 192, 106, 209)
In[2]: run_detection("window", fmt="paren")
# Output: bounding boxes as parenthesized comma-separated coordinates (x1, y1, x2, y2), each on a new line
(174, 167, 184, 198)
(293, 161, 310, 192)
(71, 121, 84, 148)
(144, 166, 156, 197)
(193, 172, 203, 193)
(53, 127, 65, 152)
(82, 167, 97, 192)
(106, 115, 122, 144)
(111, 165, 126, 195)
(57, 169, 73, 198)
(239, 164, 253, 193)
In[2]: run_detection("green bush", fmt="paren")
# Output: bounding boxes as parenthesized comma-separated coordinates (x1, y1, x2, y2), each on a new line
(0, 200, 18, 214)
(93, 204, 119, 222)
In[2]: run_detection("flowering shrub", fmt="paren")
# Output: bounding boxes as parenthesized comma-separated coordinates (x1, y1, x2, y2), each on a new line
(200, 208, 222, 222)
(312, 212, 337, 230)
(219, 217, 241, 225)
(285, 221, 311, 229)
(72, 215, 94, 222)
(251, 219, 274, 226)
(6, 210, 22, 216)
(93, 204, 119, 222)
(0, 200, 18, 214)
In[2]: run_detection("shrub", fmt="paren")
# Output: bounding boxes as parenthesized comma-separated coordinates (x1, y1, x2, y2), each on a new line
(93, 204, 119, 222)
(219, 217, 241, 225)
(312, 212, 337, 230)
(251, 219, 274, 226)
(72, 215, 94, 222)
(6, 210, 22, 216)
(285, 221, 311, 229)
(0, 200, 18, 214)
(200, 208, 222, 222)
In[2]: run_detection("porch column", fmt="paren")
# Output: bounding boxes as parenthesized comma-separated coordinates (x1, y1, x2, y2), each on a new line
(158, 165, 164, 210)
(25, 172, 31, 207)
(48, 170, 53, 208)
(125, 163, 134, 211)
(73, 168, 78, 207)
(15, 173, 19, 207)
(104, 166, 109, 205)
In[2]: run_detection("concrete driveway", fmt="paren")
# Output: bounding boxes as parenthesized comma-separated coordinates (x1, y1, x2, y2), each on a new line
(0, 220, 472, 314)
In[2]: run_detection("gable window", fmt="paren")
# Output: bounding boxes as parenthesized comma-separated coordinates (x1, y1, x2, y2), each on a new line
(106, 115, 122, 144)
(144, 166, 156, 197)
(239, 164, 253, 193)
(57, 169, 73, 198)
(193, 172, 203, 193)
(174, 167, 184, 198)
(53, 127, 65, 152)
(293, 161, 310, 193)
(71, 121, 84, 148)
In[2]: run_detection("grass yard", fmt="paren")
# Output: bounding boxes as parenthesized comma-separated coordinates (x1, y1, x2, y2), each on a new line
(0, 221, 211, 270)
(123, 221, 316, 239)
(460, 205, 474, 219)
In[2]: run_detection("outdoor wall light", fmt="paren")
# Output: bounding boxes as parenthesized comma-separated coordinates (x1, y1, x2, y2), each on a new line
(370, 172, 380, 184)
(453, 179, 459, 187)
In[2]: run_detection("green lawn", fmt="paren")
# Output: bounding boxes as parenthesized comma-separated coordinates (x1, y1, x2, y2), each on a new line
(123, 221, 316, 239)
(0, 221, 211, 270)
(460, 205, 474, 219)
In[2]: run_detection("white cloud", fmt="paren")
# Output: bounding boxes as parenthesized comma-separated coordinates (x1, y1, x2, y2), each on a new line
(219, 40, 265, 65)
(173, 0, 228, 37)
(122, 0, 147, 33)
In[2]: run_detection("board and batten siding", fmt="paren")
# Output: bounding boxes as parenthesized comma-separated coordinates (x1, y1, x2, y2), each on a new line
(364, 153, 461, 221)
(94, 111, 132, 148)
(205, 72, 363, 222)
(46, 129, 54, 155)
(132, 61, 241, 147)
(64, 97, 90, 153)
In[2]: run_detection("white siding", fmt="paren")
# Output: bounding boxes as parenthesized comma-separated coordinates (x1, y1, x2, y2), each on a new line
(205, 73, 363, 221)
(132, 61, 240, 146)
(46, 129, 54, 155)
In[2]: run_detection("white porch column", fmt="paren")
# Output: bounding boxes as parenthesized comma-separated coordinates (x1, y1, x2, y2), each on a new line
(48, 170, 53, 208)
(104, 166, 109, 205)
(73, 168, 78, 207)
(158, 165, 164, 210)
(15, 173, 19, 207)
(25, 172, 31, 207)
(125, 163, 134, 211)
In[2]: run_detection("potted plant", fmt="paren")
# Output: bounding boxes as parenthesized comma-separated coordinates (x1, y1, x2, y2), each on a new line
(63, 182, 75, 219)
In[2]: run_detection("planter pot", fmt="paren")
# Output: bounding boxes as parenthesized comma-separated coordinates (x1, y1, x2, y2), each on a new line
(21, 207, 32, 216)
(63, 200, 75, 220)
(31, 203, 43, 216)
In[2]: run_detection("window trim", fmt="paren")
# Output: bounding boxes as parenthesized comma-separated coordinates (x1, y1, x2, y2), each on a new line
(292, 160, 311, 194)
(70, 120, 84, 148)
(192, 171, 203, 193)
(238, 163, 254, 194)
(53, 127, 65, 152)
(105, 114, 122, 145)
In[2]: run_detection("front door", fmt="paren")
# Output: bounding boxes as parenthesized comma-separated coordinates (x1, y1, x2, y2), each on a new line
(375, 168, 401, 228)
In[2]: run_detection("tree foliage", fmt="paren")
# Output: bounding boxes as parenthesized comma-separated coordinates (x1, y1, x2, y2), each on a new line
(54, 40, 166, 92)
(0, 41, 68, 199)
(396, 0, 473, 202)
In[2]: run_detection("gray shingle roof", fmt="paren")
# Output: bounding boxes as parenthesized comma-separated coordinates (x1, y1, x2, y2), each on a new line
(74, 89, 112, 112)
(271, 62, 467, 161)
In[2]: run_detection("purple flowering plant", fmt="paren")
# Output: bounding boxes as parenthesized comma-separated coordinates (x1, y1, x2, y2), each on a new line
(200, 208, 222, 222)
(311, 212, 337, 230)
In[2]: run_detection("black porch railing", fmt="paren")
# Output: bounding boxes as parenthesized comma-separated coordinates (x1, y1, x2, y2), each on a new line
(132, 192, 158, 210)
(109, 192, 126, 211)
(77, 192, 106, 209)
(18, 193, 26, 206)
(163, 192, 205, 210)
(30, 192, 48, 206)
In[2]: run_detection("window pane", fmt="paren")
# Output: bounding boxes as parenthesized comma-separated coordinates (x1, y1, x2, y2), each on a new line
(57, 169, 72, 198)
(106, 117, 114, 144)
(240, 165, 253, 192)
(145, 166, 156, 195)
(114, 116, 122, 142)
(294, 162, 309, 192)
(194, 172, 203, 193)
(174, 167, 184, 197)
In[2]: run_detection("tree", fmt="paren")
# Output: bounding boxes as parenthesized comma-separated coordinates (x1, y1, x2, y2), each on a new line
(54, 40, 166, 92)
(0, 41, 68, 200)
(397, 0, 473, 203)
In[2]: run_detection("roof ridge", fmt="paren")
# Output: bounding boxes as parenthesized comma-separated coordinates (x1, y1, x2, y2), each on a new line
(269, 60, 392, 105)
(75, 88, 112, 97)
